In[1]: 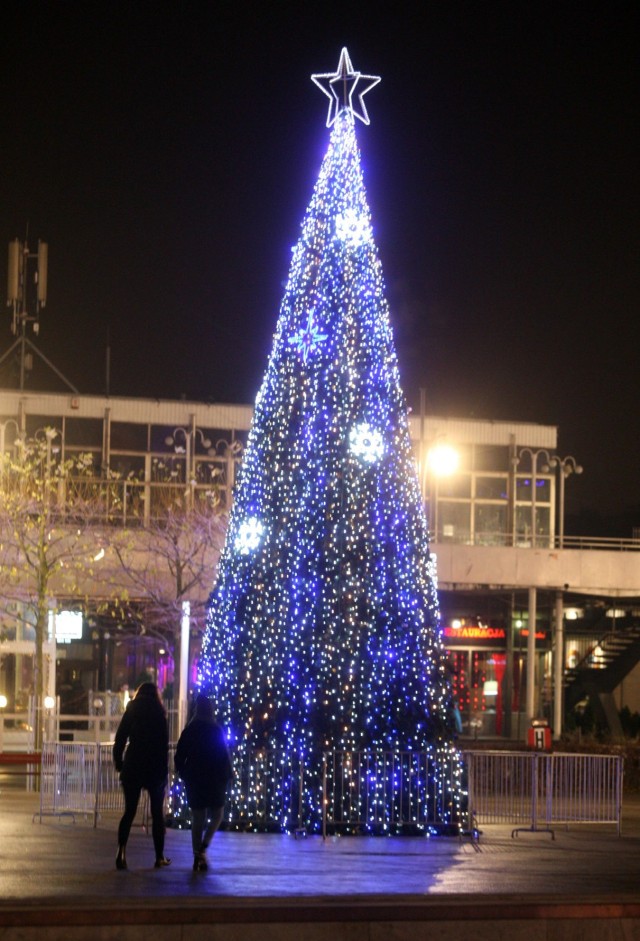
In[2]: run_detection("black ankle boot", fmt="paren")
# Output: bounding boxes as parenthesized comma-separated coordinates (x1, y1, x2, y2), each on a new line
(116, 845, 127, 870)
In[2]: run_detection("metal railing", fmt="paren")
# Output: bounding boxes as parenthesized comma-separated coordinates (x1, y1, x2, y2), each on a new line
(32, 476, 228, 525)
(322, 749, 465, 837)
(28, 744, 625, 837)
(168, 747, 466, 835)
(434, 531, 640, 552)
(36, 742, 148, 827)
(465, 750, 624, 836)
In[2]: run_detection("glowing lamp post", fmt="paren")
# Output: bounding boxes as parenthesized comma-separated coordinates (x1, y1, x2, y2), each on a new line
(426, 441, 459, 541)
(43, 695, 56, 744)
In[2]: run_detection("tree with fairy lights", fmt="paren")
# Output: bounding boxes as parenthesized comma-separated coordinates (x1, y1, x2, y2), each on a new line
(194, 49, 464, 834)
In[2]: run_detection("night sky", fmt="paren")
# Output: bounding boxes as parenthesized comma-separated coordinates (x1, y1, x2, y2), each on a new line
(1, 2, 637, 527)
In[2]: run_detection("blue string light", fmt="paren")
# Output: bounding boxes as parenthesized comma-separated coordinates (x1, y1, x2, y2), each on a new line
(176, 56, 464, 834)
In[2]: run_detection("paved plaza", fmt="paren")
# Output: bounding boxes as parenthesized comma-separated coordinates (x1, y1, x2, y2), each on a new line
(1, 787, 640, 939)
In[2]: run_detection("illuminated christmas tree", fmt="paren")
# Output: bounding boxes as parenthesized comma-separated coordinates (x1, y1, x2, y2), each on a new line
(197, 49, 463, 833)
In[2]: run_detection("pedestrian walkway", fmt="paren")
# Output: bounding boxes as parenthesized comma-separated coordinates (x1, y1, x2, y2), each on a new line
(1, 789, 640, 939)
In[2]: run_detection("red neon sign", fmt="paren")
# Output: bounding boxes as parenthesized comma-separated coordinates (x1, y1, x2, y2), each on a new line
(443, 626, 506, 640)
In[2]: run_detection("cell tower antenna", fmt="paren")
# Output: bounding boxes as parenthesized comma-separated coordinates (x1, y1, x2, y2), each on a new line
(1, 235, 78, 393)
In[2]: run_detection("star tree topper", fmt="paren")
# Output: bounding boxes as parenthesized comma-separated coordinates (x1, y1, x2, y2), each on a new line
(311, 47, 381, 127)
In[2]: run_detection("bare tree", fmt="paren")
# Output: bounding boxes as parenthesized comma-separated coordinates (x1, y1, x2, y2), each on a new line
(0, 429, 123, 746)
(110, 478, 227, 704)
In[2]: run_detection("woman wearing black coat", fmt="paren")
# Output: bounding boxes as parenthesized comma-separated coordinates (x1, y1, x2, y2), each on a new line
(113, 682, 170, 870)
(174, 694, 233, 871)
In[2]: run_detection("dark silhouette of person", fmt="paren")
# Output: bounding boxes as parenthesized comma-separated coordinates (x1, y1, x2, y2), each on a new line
(174, 693, 233, 871)
(113, 682, 170, 870)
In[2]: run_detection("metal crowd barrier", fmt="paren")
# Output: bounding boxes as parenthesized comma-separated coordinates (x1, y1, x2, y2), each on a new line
(240, 750, 306, 833)
(177, 747, 465, 835)
(36, 742, 150, 828)
(34, 744, 625, 837)
(465, 750, 624, 836)
(37, 742, 95, 822)
(219, 749, 306, 834)
(322, 749, 465, 837)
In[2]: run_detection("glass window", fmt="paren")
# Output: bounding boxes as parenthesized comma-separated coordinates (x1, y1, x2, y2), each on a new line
(449, 650, 469, 714)
(110, 422, 148, 451)
(151, 454, 186, 483)
(515, 476, 551, 503)
(151, 425, 186, 454)
(437, 473, 471, 499)
(535, 506, 551, 539)
(200, 429, 239, 453)
(437, 501, 471, 542)
(469, 652, 488, 714)
(25, 415, 57, 437)
(110, 453, 146, 479)
(64, 447, 101, 474)
(474, 504, 508, 545)
(473, 445, 509, 472)
(475, 476, 508, 500)
(194, 457, 221, 484)
(64, 418, 103, 448)
(515, 505, 552, 546)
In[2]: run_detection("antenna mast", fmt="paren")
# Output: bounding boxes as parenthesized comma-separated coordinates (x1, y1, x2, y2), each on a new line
(2, 236, 78, 393)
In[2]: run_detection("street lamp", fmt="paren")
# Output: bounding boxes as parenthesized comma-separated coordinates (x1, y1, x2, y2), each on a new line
(541, 455, 583, 549)
(512, 447, 553, 549)
(513, 447, 554, 723)
(35, 425, 60, 459)
(214, 438, 243, 508)
(165, 425, 212, 507)
(34, 427, 61, 505)
(426, 441, 459, 541)
(513, 448, 583, 728)
(0, 418, 21, 456)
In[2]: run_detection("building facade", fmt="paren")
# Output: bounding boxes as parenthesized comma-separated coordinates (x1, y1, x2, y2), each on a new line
(1, 389, 639, 742)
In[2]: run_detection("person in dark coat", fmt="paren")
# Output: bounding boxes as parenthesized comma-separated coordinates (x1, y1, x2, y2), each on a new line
(174, 693, 233, 871)
(113, 682, 170, 870)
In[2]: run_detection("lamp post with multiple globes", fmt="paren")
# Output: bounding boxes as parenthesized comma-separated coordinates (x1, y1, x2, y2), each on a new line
(164, 425, 212, 509)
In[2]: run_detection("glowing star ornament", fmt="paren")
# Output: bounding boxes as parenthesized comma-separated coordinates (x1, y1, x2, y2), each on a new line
(290, 311, 328, 363)
(349, 423, 385, 463)
(235, 517, 265, 554)
(335, 209, 372, 247)
(311, 47, 381, 127)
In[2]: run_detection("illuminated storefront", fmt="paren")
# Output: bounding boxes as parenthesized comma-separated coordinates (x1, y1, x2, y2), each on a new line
(442, 613, 550, 739)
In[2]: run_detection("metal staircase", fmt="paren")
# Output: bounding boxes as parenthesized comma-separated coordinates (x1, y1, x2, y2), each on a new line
(564, 623, 640, 737)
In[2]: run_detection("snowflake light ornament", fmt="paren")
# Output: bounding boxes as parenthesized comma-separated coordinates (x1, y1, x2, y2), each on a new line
(290, 311, 328, 363)
(235, 517, 265, 555)
(335, 208, 372, 248)
(349, 423, 385, 463)
(311, 47, 381, 128)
